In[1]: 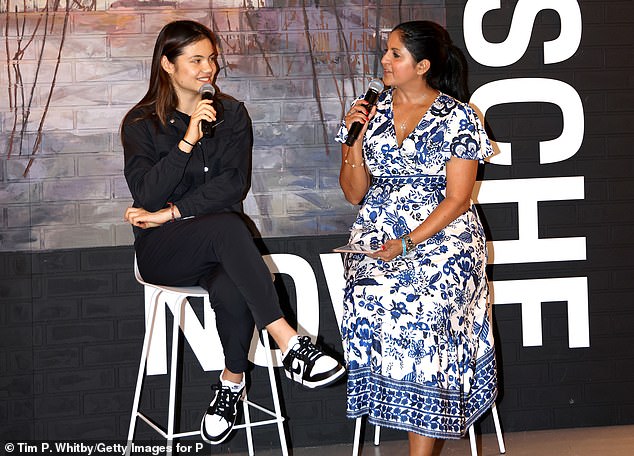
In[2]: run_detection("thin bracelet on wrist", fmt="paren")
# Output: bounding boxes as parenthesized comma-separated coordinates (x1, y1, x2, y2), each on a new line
(181, 138, 195, 147)
(343, 151, 364, 168)
(344, 157, 365, 168)
(167, 202, 176, 222)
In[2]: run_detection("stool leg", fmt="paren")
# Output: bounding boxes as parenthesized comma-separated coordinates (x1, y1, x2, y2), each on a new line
(166, 295, 185, 448)
(262, 329, 288, 456)
(126, 289, 161, 455)
(242, 390, 255, 456)
(373, 424, 381, 446)
(491, 404, 506, 453)
(469, 424, 477, 456)
(352, 416, 362, 456)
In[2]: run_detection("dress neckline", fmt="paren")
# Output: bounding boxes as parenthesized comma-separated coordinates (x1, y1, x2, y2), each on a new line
(390, 89, 442, 148)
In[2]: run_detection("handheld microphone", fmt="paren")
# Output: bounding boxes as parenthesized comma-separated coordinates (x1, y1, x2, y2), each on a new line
(345, 78, 385, 146)
(199, 83, 216, 137)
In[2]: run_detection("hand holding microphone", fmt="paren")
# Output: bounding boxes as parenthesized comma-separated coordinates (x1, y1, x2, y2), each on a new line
(345, 79, 385, 146)
(199, 83, 216, 137)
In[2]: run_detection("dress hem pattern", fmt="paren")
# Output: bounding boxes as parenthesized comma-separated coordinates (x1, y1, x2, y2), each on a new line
(346, 349, 498, 439)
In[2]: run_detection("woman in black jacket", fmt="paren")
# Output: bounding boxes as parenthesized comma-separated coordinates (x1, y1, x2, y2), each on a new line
(121, 20, 344, 445)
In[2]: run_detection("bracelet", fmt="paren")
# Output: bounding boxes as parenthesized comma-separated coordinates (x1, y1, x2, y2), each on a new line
(402, 234, 416, 254)
(181, 138, 195, 147)
(344, 157, 365, 168)
(343, 150, 365, 169)
(167, 202, 176, 222)
(401, 238, 407, 257)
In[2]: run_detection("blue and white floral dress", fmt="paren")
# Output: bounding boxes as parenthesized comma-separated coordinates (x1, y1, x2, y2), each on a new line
(335, 89, 497, 439)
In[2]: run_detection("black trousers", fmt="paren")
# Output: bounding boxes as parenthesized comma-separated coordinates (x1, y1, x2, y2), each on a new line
(135, 212, 283, 373)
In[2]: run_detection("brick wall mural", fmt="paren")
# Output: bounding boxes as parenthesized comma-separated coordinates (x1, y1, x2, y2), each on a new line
(1, 1, 446, 252)
(2, 0, 634, 451)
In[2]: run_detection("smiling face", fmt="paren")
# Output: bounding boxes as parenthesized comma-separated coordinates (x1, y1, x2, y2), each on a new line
(161, 37, 218, 101)
(381, 30, 429, 89)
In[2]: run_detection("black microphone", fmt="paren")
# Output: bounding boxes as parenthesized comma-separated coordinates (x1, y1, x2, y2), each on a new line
(199, 83, 216, 137)
(345, 79, 385, 146)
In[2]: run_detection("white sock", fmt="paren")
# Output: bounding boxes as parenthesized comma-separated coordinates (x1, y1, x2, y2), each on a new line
(220, 372, 245, 392)
(282, 335, 300, 359)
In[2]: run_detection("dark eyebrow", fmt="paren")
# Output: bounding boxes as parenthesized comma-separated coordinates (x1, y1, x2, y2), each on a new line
(190, 53, 217, 59)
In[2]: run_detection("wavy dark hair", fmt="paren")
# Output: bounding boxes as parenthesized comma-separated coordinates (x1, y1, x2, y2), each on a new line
(392, 21, 470, 102)
(122, 20, 217, 128)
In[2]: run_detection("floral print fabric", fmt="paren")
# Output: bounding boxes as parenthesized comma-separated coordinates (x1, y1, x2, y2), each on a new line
(335, 90, 497, 438)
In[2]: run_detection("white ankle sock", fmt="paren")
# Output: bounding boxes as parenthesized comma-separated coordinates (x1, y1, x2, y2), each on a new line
(220, 372, 245, 392)
(283, 335, 300, 358)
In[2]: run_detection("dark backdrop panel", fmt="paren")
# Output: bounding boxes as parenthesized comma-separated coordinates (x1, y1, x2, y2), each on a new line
(1, 232, 634, 450)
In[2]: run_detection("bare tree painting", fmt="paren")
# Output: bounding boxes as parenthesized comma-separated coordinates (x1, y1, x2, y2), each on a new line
(3, 0, 95, 177)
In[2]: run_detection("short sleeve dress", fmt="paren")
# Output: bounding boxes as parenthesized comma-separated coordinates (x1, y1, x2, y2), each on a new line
(335, 89, 498, 439)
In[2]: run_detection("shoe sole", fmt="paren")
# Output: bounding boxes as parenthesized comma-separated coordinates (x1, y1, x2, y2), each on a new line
(200, 412, 238, 445)
(285, 364, 346, 389)
(200, 392, 244, 445)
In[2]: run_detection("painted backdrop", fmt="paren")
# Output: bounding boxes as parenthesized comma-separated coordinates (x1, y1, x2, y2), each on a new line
(1, 0, 445, 251)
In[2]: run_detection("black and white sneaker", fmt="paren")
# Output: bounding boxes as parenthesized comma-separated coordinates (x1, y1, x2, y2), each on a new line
(282, 336, 345, 388)
(200, 381, 244, 445)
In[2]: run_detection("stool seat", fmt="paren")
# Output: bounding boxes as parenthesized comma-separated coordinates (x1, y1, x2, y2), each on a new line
(126, 257, 288, 455)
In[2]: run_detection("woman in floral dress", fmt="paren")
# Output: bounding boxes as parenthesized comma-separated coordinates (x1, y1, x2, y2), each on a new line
(336, 21, 497, 455)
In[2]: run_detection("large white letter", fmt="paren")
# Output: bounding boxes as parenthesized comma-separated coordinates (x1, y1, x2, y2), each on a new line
(464, 0, 582, 67)
(474, 177, 586, 264)
(470, 78, 584, 165)
(491, 277, 589, 348)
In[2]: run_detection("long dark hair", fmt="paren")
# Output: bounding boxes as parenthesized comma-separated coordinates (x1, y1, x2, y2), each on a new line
(393, 21, 470, 102)
(123, 20, 217, 127)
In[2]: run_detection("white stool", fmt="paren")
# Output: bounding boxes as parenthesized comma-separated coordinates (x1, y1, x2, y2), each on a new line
(352, 403, 506, 456)
(126, 258, 288, 456)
